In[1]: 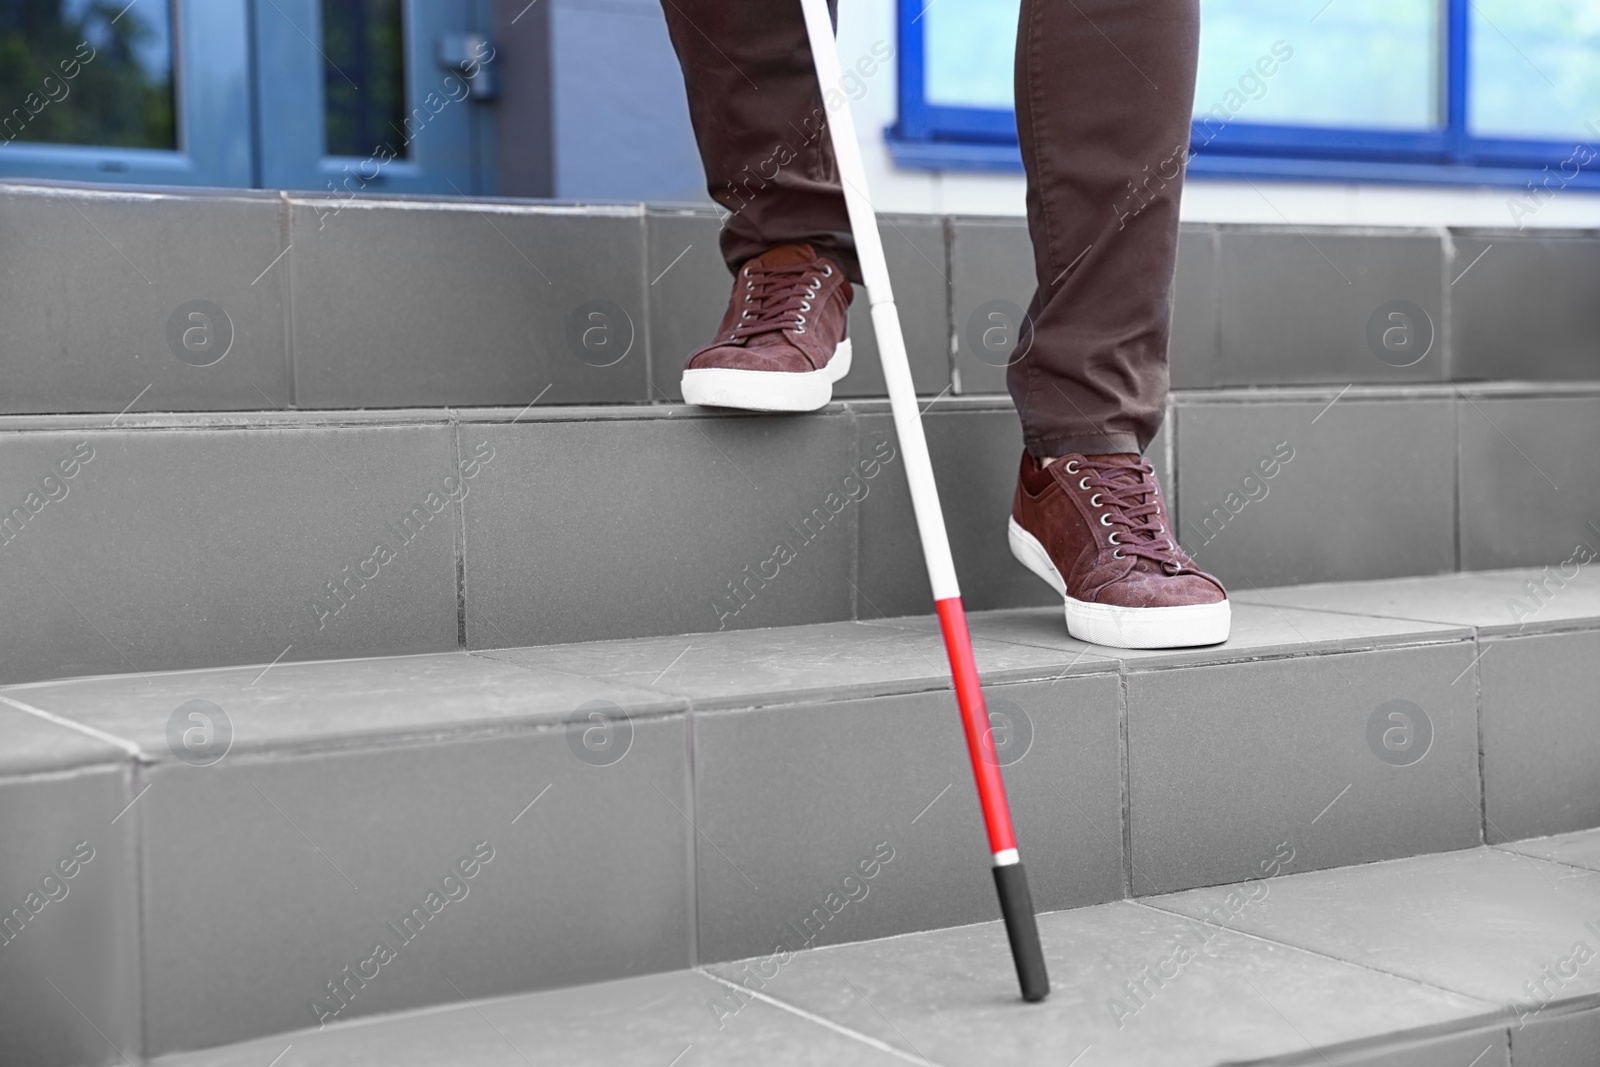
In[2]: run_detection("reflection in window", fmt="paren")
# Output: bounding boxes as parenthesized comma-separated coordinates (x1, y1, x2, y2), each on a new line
(923, 0, 1016, 110)
(1470, 1, 1600, 141)
(1195, 0, 1437, 130)
(0, 0, 176, 149)
(917, 0, 1441, 131)
(322, 0, 409, 159)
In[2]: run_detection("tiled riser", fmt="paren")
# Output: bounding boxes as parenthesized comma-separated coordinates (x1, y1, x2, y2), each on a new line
(690, 676, 1125, 963)
(2, 389, 1597, 682)
(1480, 629, 1600, 842)
(140, 719, 694, 1056)
(6, 183, 1600, 415)
(5, 583, 1600, 1060)
(1127, 642, 1483, 892)
(0, 764, 140, 1067)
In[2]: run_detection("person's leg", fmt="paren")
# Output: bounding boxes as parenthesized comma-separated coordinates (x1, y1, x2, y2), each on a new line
(1006, 0, 1229, 649)
(658, 0, 858, 280)
(1008, 0, 1199, 457)
(659, 0, 857, 412)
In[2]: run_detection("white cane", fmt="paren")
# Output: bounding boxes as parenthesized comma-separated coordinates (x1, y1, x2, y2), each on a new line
(798, 0, 1049, 1002)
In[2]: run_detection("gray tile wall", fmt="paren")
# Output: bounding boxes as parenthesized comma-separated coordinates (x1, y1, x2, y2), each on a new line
(289, 200, 649, 408)
(691, 675, 1123, 962)
(0, 185, 292, 415)
(0, 419, 461, 684)
(138, 721, 693, 1054)
(1216, 228, 1446, 386)
(1127, 641, 1483, 893)
(1174, 395, 1458, 587)
(5, 183, 1599, 414)
(1457, 393, 1600, 571)
(6, 568, 1599, 1059)
(948, 217, 1032, 396)
(1449, 232, 1600, 382)
(0, 710, 139, 1067)
(2, 381, 1596, 683)
(461, 410, 859, 646)
(1479, 630, 1600, 842)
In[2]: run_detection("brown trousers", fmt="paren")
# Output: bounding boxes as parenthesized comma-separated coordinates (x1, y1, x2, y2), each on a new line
(660, 0, 1199, 457)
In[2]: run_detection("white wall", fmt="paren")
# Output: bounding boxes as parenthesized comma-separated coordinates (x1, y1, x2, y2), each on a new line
(834, 0, 1600, 228)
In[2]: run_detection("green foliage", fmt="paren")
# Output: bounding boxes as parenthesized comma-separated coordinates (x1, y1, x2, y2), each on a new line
(0, 0, 174, 148)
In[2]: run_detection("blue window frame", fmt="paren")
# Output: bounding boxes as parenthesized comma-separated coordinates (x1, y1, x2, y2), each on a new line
(890, 0, 1600, 190)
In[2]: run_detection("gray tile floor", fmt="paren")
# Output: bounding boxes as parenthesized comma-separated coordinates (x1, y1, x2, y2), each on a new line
(156, 836, 1600, 1066)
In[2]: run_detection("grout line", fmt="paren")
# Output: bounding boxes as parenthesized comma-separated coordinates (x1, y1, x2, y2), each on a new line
(279, 191, 298, 410)
(130, 760, 151, 1060)
(848, 409, 862, 622)
(1129, 896, 1505, 1008)
(452, 419, 469, 650)
(1485, 842, 1600, 877)
(1472, 636, 1489, 845)
(1118, 666, 1134, 900)
(639, 211, 655, 404)
(1452, 391, 1463, 575)
(685, 709, 702, 968)
(0, 694, 143, 759)
(696, 970, 943, 1066)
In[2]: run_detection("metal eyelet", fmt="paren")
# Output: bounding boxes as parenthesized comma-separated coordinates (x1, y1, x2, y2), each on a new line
(822, 264, 833, 276)
(1063, 460, 1079, 473)
(1108, 532, 1120, 545)
(741, 309, 752, 319)
(746, 280, 754, 290)
(800, 300, 812, 312)
(1099, 513, 1113, 526)
(1089, 494, 1102, 507)
(1078, 477, 1090, 490)
(809, 277, 822, 291)
(795, 325, 806, 334)
(1113, 549, 1125, 559)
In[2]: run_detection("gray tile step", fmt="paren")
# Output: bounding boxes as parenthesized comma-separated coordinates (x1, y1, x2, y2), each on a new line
(149, 838, 1600, 1066)
(1, 384, 1597, 682)
(4, 567, 1599, 1062)
(5, 180, 1600, 417)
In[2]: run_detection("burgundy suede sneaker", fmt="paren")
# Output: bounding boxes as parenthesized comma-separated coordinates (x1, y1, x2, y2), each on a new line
(681, 243, 852, 412)
(1009, 451, 1230, 648)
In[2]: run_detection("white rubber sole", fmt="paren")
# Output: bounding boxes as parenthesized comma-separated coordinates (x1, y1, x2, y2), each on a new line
(1008, 517, 1231, 649)
(681, 340, 852, 412)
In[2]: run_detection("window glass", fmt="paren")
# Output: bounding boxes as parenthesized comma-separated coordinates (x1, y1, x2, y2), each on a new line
(919, 0, 1440, 131)
(1469, 0, 1600, 141)
(1195, 0, 1438, 131)
(322, 0, 409, 159)
(0, 0, 176, 149)
(922, 0, 1017, 109)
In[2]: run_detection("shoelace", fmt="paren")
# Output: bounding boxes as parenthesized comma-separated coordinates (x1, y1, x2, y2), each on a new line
(1059, 456, 1189, 574)
(727, 259, 833, 343)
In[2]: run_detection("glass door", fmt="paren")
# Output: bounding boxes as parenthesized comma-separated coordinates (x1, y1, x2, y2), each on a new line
(0, 0, 252, 186)
(253, 0, 494, 195)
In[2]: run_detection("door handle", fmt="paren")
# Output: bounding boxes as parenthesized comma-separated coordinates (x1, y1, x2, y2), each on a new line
(437, 33, 497, 101)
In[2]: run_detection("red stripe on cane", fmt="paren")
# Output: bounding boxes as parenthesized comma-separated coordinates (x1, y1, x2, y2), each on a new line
(935, 596, 1018, 856)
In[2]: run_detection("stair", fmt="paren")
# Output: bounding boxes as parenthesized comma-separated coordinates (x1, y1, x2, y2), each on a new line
(6, 568, 1599, 1064)
(145, 839, 1600, 1067)
(3, 181, 1600, 1066)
